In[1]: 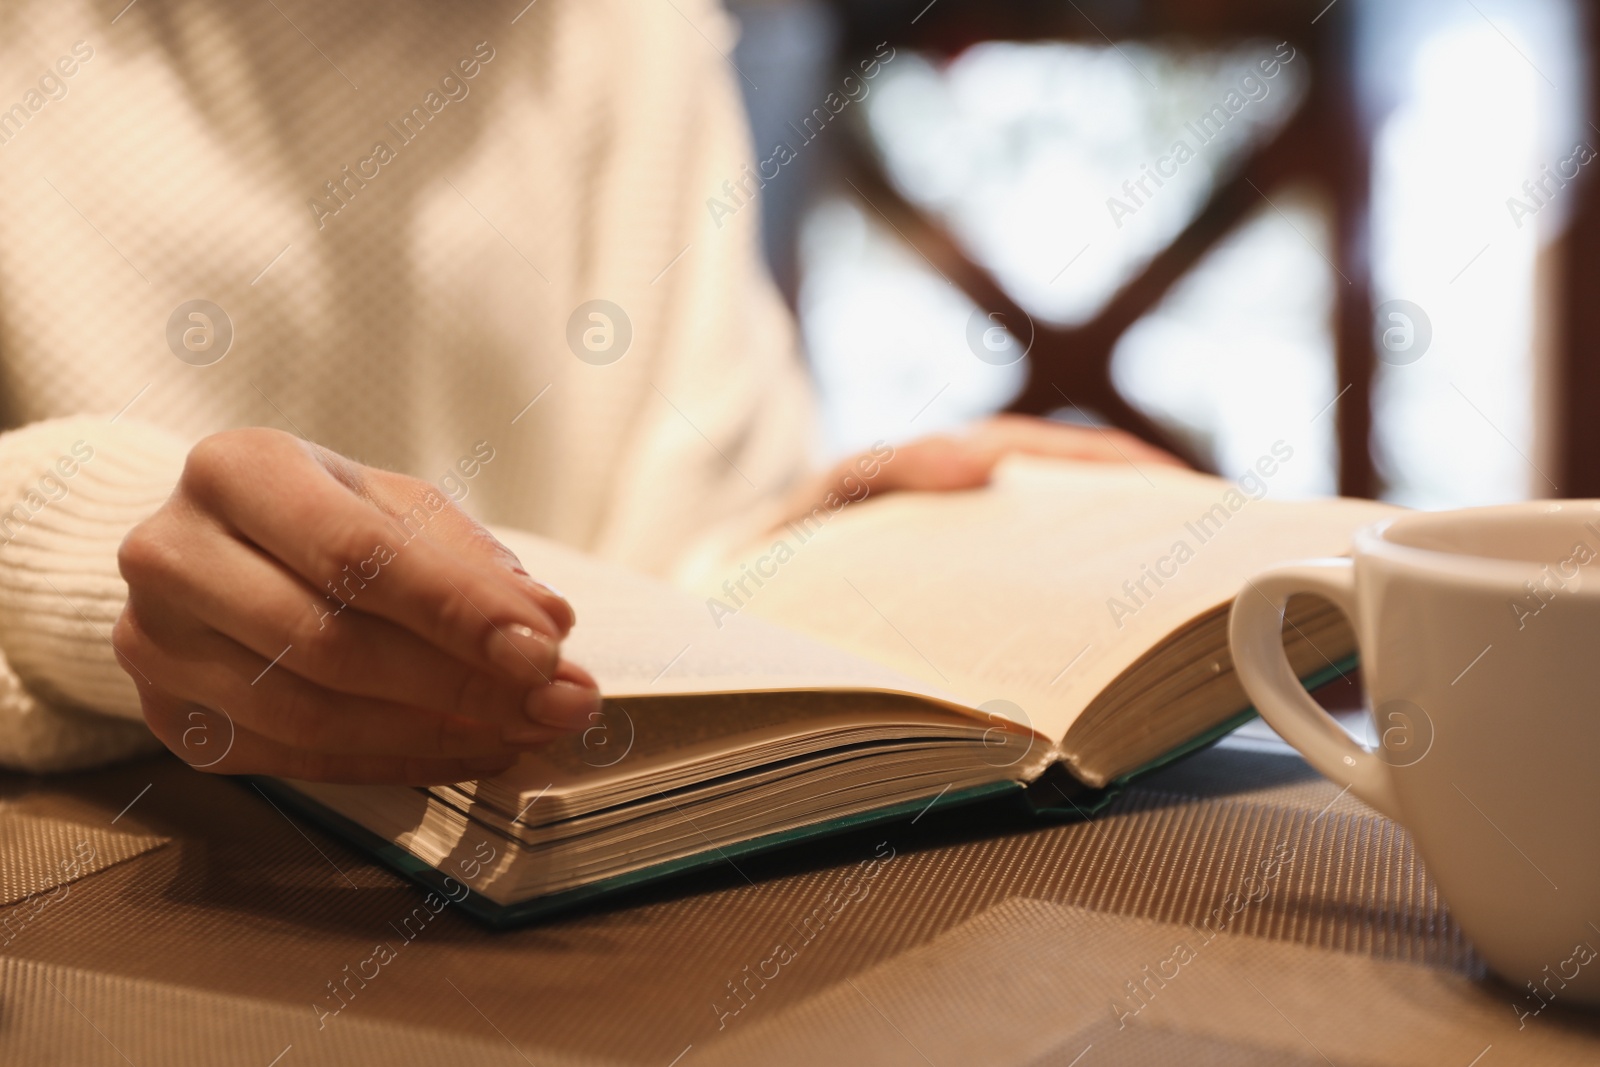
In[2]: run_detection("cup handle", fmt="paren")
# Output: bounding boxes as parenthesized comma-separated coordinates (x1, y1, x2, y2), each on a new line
(1228, 559, 1402, 822)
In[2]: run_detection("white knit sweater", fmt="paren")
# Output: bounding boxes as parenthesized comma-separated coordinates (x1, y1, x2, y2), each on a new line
(0, 0, 812, 771)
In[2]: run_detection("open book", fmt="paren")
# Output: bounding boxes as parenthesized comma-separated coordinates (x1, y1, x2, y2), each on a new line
(263, 458, 1396, 922)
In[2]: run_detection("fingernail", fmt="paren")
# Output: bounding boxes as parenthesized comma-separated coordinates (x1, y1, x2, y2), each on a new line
(486, 623, 557, 683)
(520, 574, 574, 630)
(511, 568, 563, 601)
(525, 681, 602, 730)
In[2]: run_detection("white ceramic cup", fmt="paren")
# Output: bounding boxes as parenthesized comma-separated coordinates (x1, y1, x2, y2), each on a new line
(1229, 501, 1600, 1003)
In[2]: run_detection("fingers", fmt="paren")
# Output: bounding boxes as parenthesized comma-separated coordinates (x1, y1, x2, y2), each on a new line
(970, 414, 1188, 468)
(308, 442, 578, 632)
(120, 583, 600, 761)
(117, 428, 605, 786)
(178, 432, 572, 689)
(811, 438, 989, 502)
(870, 437, 993, 492)
(417, 518, 578, 634)
(130, 511, 548, 727)
(119, 613, 544, 759)
(811, 416, 1187, 508)
(553, 658, 597, 689)
(140, 689, 522, 785)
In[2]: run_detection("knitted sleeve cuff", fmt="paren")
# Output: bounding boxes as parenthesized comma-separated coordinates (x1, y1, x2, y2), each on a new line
(0, 416, 190, 772)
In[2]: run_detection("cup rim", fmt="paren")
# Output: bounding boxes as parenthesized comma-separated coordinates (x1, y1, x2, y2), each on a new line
(1354, 500, 1600, 592)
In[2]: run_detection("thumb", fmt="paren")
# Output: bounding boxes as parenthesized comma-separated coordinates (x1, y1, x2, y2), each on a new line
(356, 466, 577, 634)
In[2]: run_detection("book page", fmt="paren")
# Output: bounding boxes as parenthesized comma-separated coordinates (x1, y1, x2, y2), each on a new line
(686, 457, 1397, 743)
(489, 527, 955, 704)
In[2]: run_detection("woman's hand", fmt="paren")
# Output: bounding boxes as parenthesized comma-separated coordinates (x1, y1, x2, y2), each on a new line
(786, 414, 1186, 519)
(113, 428, 599, 784)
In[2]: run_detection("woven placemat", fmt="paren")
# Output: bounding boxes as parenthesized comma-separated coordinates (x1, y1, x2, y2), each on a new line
(0, 743, 1591, 1065)
(0, 807, 167, 908)
(697, 897, 1600, 1066)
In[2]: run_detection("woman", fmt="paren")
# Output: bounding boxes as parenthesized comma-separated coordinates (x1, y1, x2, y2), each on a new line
(0, 0, 1169, 781)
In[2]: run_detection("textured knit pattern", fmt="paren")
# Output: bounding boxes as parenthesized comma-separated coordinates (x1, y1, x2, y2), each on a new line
(0, 0, 812, 769)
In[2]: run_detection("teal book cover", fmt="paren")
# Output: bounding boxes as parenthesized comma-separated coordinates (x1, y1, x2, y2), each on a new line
(246, 657, 1351, 926)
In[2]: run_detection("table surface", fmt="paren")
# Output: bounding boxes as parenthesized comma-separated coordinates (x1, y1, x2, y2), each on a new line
(4, 729, 1599, 1067)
